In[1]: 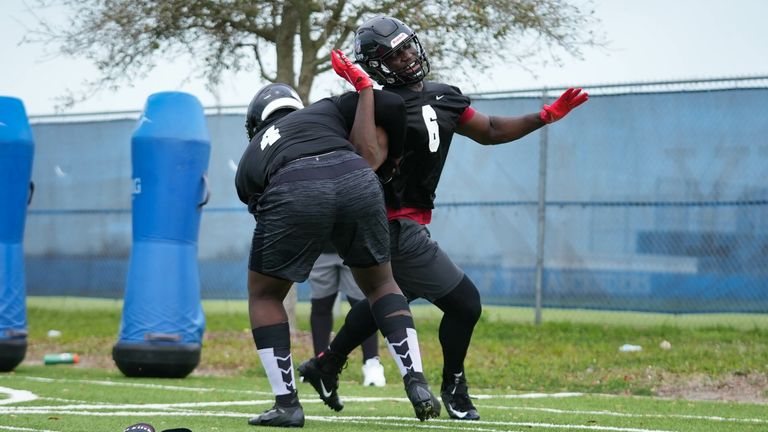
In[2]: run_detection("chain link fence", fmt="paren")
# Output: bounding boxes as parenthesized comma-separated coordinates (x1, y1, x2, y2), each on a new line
(22, 76, 768, 317)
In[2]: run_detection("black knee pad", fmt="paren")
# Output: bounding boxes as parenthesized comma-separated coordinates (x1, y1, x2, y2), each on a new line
(371, 293, 414, 335)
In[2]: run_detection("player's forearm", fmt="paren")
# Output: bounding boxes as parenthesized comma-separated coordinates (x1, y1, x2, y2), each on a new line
(482, 113, 545, 145)
(348, 88, 385, 169)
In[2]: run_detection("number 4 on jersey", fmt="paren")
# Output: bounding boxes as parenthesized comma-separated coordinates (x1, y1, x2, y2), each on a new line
(260, 125, 281, 150)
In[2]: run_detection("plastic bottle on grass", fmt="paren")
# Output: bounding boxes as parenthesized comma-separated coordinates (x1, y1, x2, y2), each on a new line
(618, 344, 642, 352)
(44, 353, 79, 365)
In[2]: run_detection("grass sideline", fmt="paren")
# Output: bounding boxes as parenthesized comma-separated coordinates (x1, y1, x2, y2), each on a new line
(28, 296, 768, 329)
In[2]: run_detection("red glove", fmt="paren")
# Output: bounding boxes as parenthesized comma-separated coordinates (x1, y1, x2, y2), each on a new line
(539, 88, 589, 123)
(331, 49, 373, 92)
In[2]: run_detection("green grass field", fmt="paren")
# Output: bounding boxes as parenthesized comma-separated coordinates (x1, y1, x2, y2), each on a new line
(2, 367, 767, 431)
(1, 297, 766, 431)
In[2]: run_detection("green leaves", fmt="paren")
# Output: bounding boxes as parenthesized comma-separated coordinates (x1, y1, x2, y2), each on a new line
(26, 0, 602, 104)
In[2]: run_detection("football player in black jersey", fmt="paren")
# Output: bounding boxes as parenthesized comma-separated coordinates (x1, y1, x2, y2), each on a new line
(236, 51, 440, 427)
(299, 17, 588, 421)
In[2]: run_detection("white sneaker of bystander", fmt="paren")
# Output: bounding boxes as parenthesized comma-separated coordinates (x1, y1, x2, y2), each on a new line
(362, 356, 386, 387)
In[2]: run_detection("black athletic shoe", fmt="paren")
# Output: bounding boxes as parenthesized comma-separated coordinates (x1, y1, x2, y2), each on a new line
(403, 372, 441, 421)
(297, 351, 347, 412)
(247, 403, 304, 428)
(441, 372, 480, 420)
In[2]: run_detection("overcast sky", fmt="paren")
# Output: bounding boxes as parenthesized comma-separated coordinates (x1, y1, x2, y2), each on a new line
(2, 0, 767, 115)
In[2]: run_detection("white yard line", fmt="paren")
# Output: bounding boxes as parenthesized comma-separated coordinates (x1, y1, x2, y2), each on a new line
(473, 393, 583, 399)
(0, 426, 60, 432)
(477, 403, 768, 424)
(0, 409, 246, 417)
(1, 376, 761, 430)
(311, 416, 677, 432)
(0, 400, 274, 411)
(0, 395, 584, 412)
(0, 387, 38, 405)
(309, 416, 529, 432)
(10, 376, 273, 396)
(0, 408, 675, 432)
(3, 376, 578, 400)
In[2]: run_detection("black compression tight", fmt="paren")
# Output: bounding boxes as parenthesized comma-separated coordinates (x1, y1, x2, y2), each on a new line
(329, 274, 482, 383)
(311, 294, 379, 361)
(329, 297, 378, 357)
(433, 275, 482, 382)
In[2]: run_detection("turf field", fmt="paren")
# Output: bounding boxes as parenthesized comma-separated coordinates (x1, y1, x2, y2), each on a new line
(1, 297, 766, 431)
(1, 366, 767, 431)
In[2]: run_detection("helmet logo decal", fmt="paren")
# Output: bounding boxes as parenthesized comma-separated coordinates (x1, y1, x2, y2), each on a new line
(390, 32, 408, 48)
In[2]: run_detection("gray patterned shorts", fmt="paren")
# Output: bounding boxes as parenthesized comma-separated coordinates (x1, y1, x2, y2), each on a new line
(248, 150, 389, 282)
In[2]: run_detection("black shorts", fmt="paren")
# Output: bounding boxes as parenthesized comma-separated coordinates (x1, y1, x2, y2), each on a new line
(389, 218, 466, 302)
(248, 150, 389, 282)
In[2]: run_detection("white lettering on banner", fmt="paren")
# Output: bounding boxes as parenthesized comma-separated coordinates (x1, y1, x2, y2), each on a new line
(132, 178, 141, 195)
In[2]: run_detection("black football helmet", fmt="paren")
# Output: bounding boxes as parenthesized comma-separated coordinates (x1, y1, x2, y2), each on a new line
(245, 83, 304, 140)
(354, 16, 430, 87)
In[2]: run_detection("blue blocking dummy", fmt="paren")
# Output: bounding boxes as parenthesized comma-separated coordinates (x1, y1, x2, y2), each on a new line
(0, 97, 34, 372)
(113, 92, 211, 378)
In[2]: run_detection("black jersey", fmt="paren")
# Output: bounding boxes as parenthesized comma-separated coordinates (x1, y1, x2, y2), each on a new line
(235, 90, 406, 208)
(381, 82, 471, 209)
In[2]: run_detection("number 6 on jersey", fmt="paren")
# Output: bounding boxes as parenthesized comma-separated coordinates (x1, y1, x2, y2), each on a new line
(421, 105, 440, 152)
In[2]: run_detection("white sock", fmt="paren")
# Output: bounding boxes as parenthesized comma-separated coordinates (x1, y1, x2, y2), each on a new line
(257, 346, 296, 396)
(385, 328, 424, 377)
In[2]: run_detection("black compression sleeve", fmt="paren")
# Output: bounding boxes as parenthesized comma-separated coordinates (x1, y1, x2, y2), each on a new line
(333, 90, 405, 160)
(372, 90, 406, 160)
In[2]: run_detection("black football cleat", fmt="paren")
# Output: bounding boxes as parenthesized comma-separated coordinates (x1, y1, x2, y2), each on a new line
(297, 351, 347, 412)
(403, 372, 441, 421)
(441, 372, 480, 420)
(247, 403, 305, 428)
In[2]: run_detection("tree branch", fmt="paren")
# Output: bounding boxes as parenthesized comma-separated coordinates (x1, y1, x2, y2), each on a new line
(248, 42, 277, 83)
(21, 0, 603, 106)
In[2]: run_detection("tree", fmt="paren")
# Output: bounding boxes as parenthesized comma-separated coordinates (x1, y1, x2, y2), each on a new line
(25, 0, 602, 106)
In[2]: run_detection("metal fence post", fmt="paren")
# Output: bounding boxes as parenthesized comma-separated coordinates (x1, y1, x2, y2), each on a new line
(534, 89, 549, 325)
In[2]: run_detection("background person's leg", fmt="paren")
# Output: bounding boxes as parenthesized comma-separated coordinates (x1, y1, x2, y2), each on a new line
(310, 294, 337, 355)
(308, 252, 343, 355)
(346, 297, 381, 361)
(347, 297, 386, 386)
